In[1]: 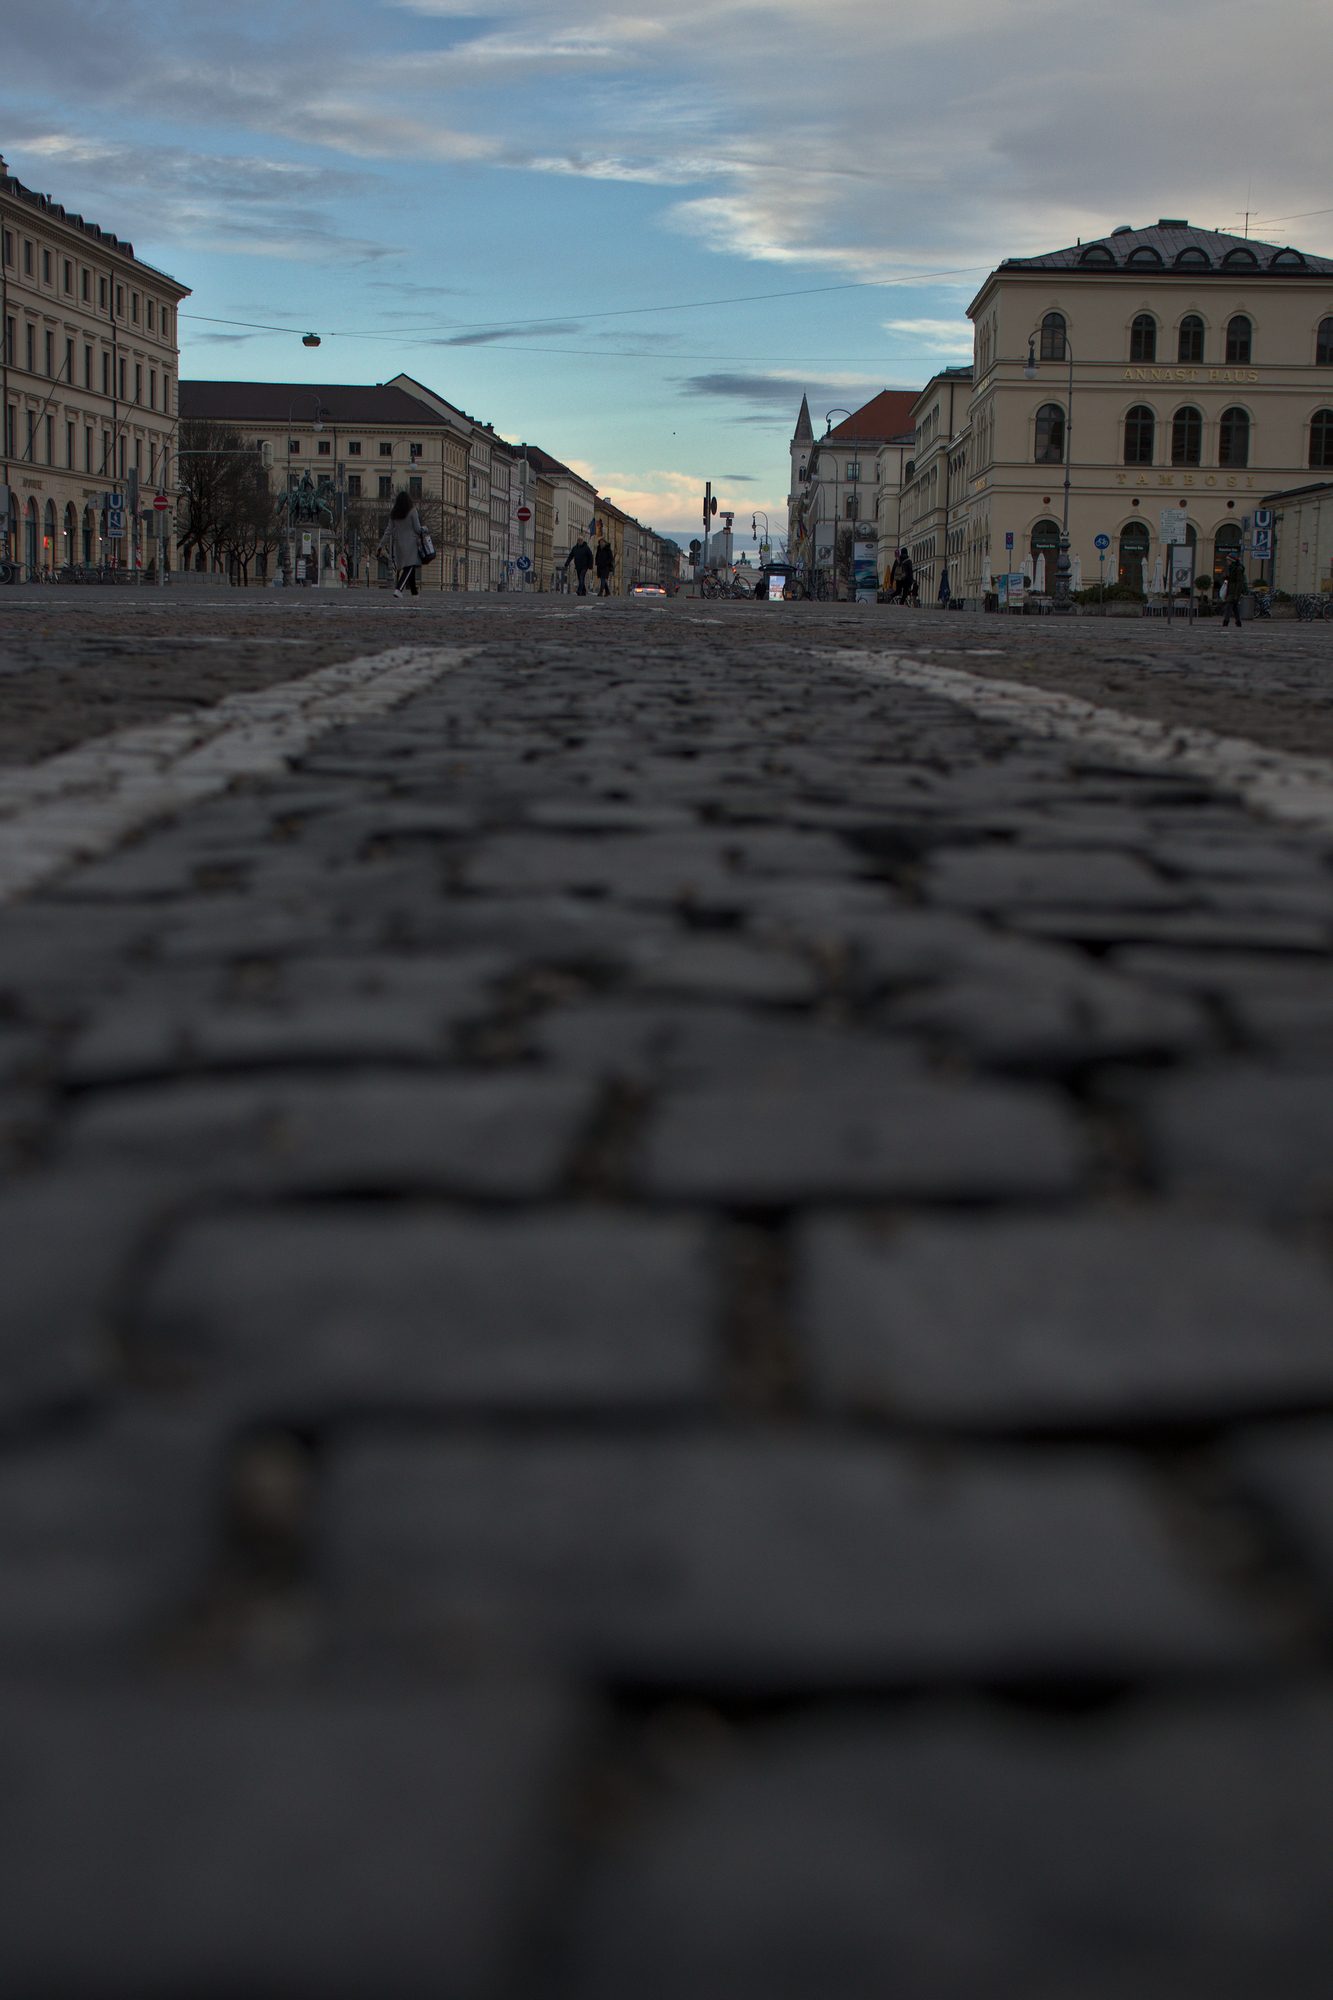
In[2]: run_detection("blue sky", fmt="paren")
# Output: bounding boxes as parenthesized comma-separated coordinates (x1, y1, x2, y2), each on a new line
(4, 0, 1331, 546)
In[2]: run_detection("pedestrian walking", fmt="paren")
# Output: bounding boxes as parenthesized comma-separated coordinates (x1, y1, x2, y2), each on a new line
(563, 535, 594, 595)
(895, 550, 915, 605)
(378, 490, 425, 599)
(595, 538, 616, 597)
(1220, 554, 1249, 629)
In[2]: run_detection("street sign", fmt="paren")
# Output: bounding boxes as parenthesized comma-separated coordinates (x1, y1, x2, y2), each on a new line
(1254, 507, 1273, 530)
(515, 554, 532, 572)
(1094, 533, 1110, 552)
(106, 508, 125, 540)
(1004, 531, 1014, 550)
(1251, 527, 1273, 558)
(516, 505, 532, 523)
(152, 493, 169, 512)
(1160, 506, 1188, 544)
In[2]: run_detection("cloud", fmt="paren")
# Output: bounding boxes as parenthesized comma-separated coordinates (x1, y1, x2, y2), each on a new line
(676, 371, 890, 420)
(431, 321, 584, 347)
(882, 318, 974, 356)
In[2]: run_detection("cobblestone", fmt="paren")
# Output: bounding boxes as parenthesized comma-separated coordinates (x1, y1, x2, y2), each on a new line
(1, 595, 1331, 1994)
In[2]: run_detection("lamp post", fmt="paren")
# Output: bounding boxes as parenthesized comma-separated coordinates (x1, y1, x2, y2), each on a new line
(751, 508, 770, 557)
(1024, 329, 1075, 612)
(817, 410, 853, 596)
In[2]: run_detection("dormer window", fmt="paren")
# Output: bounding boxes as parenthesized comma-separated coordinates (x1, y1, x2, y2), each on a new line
(1222, 247, 1258, 268)
(1127, 246, 1164, 266)
(1174, 247, 1209, 267)
(1079, 244, 1115, 265)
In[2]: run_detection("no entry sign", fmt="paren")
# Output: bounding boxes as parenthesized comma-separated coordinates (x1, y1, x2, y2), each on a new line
(516, 505, 532, 522)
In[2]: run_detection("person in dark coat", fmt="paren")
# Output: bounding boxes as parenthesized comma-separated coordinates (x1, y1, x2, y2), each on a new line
(563, 536, 594, 595)
(1220, 554, 1249, 628)
(594, 538, 615, 597)
(378, 490, 424, 598)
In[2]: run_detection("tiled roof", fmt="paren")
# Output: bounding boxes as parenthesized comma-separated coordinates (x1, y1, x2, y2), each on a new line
(0, 161, 187, 290)
(1002, 220, 1333, 276)
(825, 390, 919, 443)
(179, 382, 464, 427)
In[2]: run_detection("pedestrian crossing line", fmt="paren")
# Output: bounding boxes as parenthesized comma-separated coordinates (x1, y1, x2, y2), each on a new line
(0, 645, 472, 903)
(834, 650, 1333, 841)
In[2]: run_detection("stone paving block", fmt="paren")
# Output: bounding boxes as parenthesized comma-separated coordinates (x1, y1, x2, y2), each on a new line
(883, 961, 1209, 1071)
(924, 845, 1185, 914)
(64, 994, 453, 1083)
(0, 1414, 218, 1662)
(326, 1434, 1261, 1688)
(531, 1002, 924, 1090)
(463, 827, 865, 904)
(0, 1168, 174, 1425)
(553, 1699, 1333, 2000)
(65, 1071, 596, 1198)
(0, 1679, 579, 2000)
(1135, 1065, 1333, 1216)
(1009, 907, 1333, 953)
(627, 936, 823, 1007)
(140, 1207, 716, 1415)
(1227, 1420, 1333, 1607)
(635, 1074, 1084, 1204)
(799, 1212, 1333, 1431)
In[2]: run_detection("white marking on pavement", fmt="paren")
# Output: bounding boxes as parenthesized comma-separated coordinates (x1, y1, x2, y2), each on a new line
(833, 649, 1333, 840)
(0, 645, 469, 902)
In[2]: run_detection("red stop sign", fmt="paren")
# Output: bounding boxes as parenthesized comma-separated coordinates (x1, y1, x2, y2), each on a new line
(516, 505, 532, 522)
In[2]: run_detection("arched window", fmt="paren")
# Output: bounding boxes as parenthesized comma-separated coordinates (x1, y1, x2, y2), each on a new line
(1129, 313, 1157, 362)
(1317, 317, 1333, 366)
(1311, 409, 1333, 469)
(1225, 315, 1252, 364)
(24, 497, 39, 572)
(1223, 247, 1258, 269)
(1127, 246, 1163, 267)
(1171, 405, 1202, 466)
(1079, 245, 1115, 266)
(63, 503, 78, 566)
(1212, 522, 1242, 584)
(1039, 312, 1066, 361)
(1033, 403, 1065, 463)
(1118, 520, 1150, 591)
(1124, 405, 1155, 464)
(1178, 315, 1205, 364)
(1218, 407, 1250, 468)
(1030, 517, 1061, 583)
(83, 503, 96, 564)
(43, 499, 57, 572)
(1174, 247, 1210, 268)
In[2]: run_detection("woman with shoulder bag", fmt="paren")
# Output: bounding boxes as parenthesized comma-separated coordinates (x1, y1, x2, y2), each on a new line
(379, 490, 425, 599)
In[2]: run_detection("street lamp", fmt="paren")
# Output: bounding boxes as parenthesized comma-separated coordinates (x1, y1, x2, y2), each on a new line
(752, 508, 769, 550)
(1024, 328, 1075, 611)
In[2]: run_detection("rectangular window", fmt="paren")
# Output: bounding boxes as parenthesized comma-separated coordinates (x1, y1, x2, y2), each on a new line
(347, 440, 361, 455)
(102, 351, 110, 396)
(85, 425, 93, 471)
(149, 369, 156, 409)
(134, 363, 142, 403)
(134, 440, 143, 474)
(66, 422, 74, 467)
(379, 441, 393, 456)
(27, 412, 35, 459)
(115, 285, 123, 317)
(64, 338, 72, 381)
(378, 474, 392, 498)
(42, 248, 51, 284)
(844, 495, 857, 518)
(102, 429, 111, 474)
(288, 438, 299, 455)
(317, 439, 331, 455)
(846, 461, 860, 480)
(118, 435, 125, 478)
(1, 229, 11, 267)
(82, 269, 90, 302)
(409, 441, 422, 461)
(146, 300, 155, 331)
(162, 373, 171, 412)
(3, 404, 14, 457)
(63, 258, 72, 293)
(99, 275, 107, 310)
(3, 317, 12, 365)
(45, 330, 53, 376)
(409, 474, 422, 497)
(25, 325, 34, 372)
(24, 240, 33, 275)
(118, 358, 126, 400)
(347, 474, 361, 498)
(131, 291, 139, 323)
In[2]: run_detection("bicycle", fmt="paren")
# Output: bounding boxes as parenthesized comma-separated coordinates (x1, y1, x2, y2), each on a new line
(1293, 593, 1333, 621)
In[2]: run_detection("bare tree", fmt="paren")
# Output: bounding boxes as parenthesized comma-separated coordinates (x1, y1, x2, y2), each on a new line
(176, 417, 269, 575)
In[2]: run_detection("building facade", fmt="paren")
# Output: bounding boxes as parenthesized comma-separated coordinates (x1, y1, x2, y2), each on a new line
(1, 153, 189, 576)
(900, 367, 973, 603)
(957, 219, 1333, 601)
(178, 380, 470, 587)
(789, 390, 918, 591)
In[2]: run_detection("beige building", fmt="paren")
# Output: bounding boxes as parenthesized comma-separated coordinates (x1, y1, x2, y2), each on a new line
(1, 152, 188, 576)
(956, 219, 1333, 602)
(1261, 480, 1333, 594)
(901, 367, 973, 601)
(178, 380, 471, 587)
(789, 391, 917, 590)
(525, 446, 597, 589)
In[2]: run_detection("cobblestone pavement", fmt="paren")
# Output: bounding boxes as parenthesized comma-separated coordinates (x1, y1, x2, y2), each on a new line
(2, 594, 1333, 1996)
